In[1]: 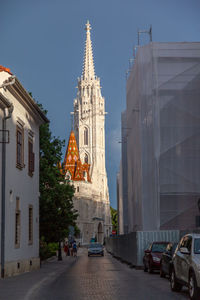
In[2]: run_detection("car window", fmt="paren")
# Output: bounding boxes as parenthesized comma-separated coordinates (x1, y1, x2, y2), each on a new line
(185, 236, 192, 252)
(179, 236, 192, 252)
(151, 243, 168, 253)
(89, 243, 102, 248)
(194, 238, 200, 254)
(180, 237, 186, 248)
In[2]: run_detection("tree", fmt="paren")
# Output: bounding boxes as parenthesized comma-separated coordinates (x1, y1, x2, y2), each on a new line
(110, 206, 118, 232)
(38, 103, 78, 244)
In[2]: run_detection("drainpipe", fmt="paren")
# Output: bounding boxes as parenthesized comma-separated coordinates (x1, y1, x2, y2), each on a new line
(1, 76, 15, 278)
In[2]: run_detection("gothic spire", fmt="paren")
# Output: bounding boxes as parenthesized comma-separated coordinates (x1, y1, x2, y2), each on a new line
(82, 20, 95, 80)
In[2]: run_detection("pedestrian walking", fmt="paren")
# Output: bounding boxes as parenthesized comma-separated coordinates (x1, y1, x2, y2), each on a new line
(72, 241, 77, 257)
(64, 242, 70, 256)
(69, 242, 73, 256)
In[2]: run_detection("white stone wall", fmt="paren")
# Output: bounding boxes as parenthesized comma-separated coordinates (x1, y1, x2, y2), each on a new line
(0, 71, 43, 276)
(74, 77, 108, 202)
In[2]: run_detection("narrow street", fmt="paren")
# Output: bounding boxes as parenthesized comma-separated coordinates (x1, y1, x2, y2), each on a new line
(0, 248, 189, 300)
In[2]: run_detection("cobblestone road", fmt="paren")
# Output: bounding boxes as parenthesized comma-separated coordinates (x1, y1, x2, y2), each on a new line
(0, 248, 189, 300)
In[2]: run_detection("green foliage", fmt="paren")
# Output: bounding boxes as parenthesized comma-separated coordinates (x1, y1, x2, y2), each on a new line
(38, 102, 78, 244)
(39, 238, 58, 260)
(110, 206, 118, 232)
(74, 224, 80, 238)
(48, 242, 58, 252)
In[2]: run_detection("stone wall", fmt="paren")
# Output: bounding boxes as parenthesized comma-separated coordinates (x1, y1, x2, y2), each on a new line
(1, 257, 40, 277)
(73, 196, 111, 244)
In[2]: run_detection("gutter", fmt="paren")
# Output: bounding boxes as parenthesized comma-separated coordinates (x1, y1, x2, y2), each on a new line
(0, 77, 15, 278)
(5, 77, 49, 124)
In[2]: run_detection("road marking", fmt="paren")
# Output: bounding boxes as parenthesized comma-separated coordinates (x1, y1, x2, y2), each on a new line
(24, 271, 56, 300)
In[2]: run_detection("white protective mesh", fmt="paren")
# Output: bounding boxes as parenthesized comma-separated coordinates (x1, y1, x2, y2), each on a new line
(126, 42, 200, 231)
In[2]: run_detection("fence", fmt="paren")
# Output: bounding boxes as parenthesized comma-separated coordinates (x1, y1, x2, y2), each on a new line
(105, 230, 180, 267)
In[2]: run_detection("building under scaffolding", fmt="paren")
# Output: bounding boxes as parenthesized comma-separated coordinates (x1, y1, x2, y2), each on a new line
(123, 42, 200, 232)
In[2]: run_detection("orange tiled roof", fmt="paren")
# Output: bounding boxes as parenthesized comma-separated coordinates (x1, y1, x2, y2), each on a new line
(0, 65, 12, 75)
(62, 131, 91, 182)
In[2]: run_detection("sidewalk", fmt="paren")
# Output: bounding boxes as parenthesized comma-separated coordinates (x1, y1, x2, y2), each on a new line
(0, 248, 84, 300)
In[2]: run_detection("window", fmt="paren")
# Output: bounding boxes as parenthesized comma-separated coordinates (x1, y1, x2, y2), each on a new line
(194, 238, 200, 254)
(84, 127, 88, 145)
(28, 138, 35, 176)
(179, 236, 192, 252)
(83, 171, 87, 181)
(185, 236, 192, 252)
(16, 125, 24, 169)
(15, 198, 20, 247)
(151, 243, 168, 253)
(84, 153, 88, 164)
(28, 205, 33, 244)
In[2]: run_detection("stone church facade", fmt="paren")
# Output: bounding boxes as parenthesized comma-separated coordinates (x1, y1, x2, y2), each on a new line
(62, 21, 111, 244)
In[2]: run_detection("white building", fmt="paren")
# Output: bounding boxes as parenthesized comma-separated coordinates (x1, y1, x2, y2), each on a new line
(62, 21, 111, 244)
(0, 65, 48, 277)
(121, 42, 200, 232)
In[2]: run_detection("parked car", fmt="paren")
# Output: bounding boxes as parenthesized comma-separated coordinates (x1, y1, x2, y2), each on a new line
(88, 243, 104, 257)
(170, 233, 200, 300)
(143, 241, 169, 273)
(160, 242, 178, 278)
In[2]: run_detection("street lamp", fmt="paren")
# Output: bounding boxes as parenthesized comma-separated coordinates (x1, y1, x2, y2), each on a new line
(58, 240, 62, 261)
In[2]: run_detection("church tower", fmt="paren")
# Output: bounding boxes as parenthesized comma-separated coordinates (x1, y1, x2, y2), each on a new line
(63, 21, 111, 244)
(74, 21, 109, 203)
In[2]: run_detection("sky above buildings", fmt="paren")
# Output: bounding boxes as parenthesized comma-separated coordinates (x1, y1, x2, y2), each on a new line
(1, 0, 200, 208)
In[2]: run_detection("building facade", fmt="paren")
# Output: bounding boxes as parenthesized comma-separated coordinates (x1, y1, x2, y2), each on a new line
(120, 42, 200, 232)
(62, 22, 111, 244)
(0, 66, 48, 277)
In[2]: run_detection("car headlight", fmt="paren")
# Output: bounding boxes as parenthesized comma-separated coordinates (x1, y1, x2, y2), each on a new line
(152, 256, 160, 262)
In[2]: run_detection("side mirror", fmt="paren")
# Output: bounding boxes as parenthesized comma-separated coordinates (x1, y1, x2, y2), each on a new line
(180, 247, 190, 255)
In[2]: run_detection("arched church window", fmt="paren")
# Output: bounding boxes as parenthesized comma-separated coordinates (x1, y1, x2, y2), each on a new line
(84, 127, 88, 145)
(84, 153, 88, 164)
(83, 171, 87, 181)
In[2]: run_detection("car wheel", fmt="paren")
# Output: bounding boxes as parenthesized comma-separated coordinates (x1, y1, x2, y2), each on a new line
(170, 269, 182, 292)
(143, 261, 147, 272)
(160, 262, 165, 278)
(148, 262, 153, 274)
(189, 272, 199, 300)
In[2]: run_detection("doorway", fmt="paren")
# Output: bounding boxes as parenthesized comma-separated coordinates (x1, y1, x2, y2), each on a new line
(97, 222, 103, 244)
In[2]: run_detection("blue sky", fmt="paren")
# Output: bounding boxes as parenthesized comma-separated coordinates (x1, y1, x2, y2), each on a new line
(1, 0, 200, 208)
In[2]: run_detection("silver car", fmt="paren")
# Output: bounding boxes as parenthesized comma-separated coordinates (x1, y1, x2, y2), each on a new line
(171, 233, 200, 300)
(88, 243, 104, 257)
